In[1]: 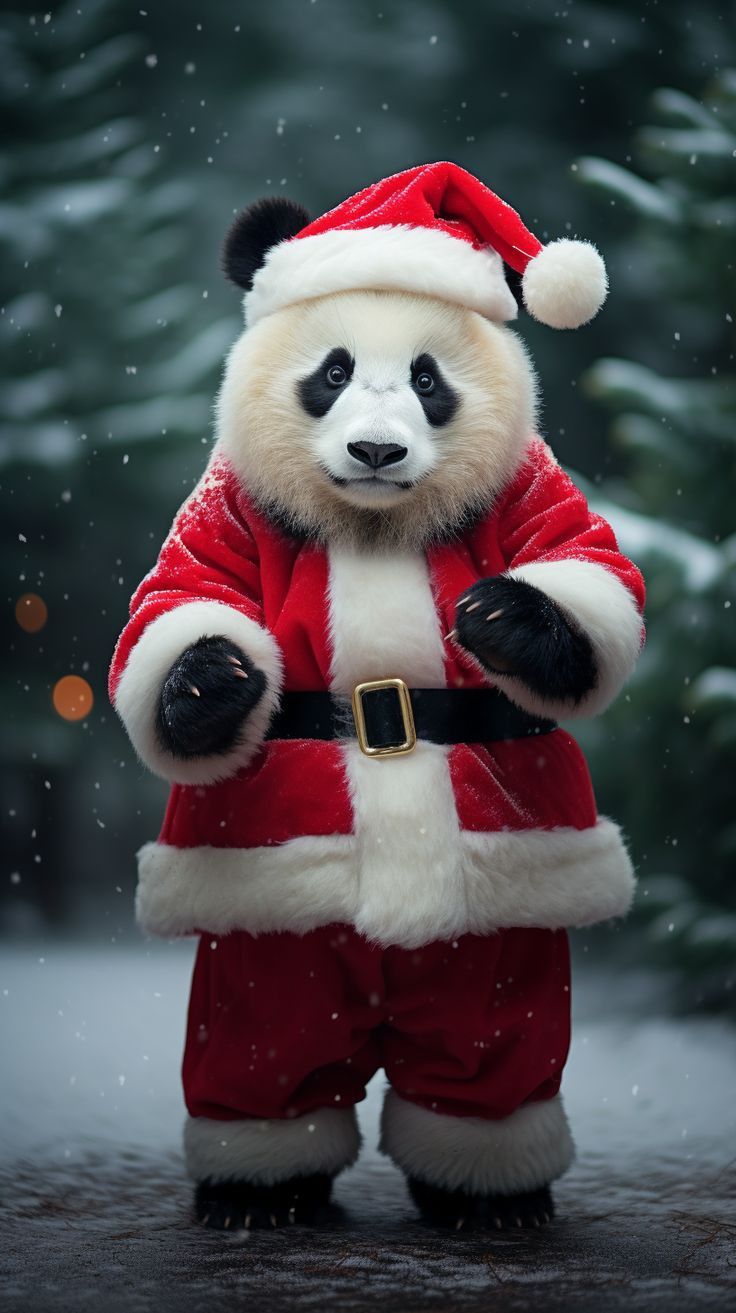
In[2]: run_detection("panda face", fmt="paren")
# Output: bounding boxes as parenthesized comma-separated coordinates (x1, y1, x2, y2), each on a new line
(217, 290, 537, 547)
(294, 322, 462, 510)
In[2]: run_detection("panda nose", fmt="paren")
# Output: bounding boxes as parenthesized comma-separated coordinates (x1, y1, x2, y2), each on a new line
(347, 440, 408, 469)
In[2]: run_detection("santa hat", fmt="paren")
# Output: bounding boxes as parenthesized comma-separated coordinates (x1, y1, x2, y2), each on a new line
(224, 161, 607, 332)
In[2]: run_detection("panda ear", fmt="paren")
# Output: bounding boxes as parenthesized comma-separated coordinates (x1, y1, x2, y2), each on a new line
(222, 197, 311, 291)
(503, 263, 524, 312)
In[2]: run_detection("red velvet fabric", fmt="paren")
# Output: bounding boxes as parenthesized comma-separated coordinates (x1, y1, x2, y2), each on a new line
(183, 923, 570, 1123)
(297, 161, 544, 271)
(108, 437, 644, 855)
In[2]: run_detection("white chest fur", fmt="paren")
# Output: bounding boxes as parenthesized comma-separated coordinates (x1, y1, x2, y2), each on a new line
(326, 545, 447, 691)
(326, 546, 464, 945)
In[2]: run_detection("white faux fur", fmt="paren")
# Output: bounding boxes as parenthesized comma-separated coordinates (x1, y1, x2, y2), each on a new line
(343, 741, 467, 945)
(326, 546, 448, 693)
(113, 600, 283, 784)
(326, 545, 467, 944)
(522, 238, 608, 330)
(461, 819, 635, 930)
(245, 226, 520, 328)
(184, 1107, 361, 1185)
(494, 559, 643, 720)
(135, 816, 635, 943)
(379, 1090, 574, 1195)
(136, 835, 356, 938)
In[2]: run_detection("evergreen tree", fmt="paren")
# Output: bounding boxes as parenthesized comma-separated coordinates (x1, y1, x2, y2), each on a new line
(1, 0, 235, 927)
(575, 70, 736, 1009)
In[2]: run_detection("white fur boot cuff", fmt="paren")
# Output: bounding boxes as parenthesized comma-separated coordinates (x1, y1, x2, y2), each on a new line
(184, 1107, 361, 1186)
(379, 1090, 574, 1195)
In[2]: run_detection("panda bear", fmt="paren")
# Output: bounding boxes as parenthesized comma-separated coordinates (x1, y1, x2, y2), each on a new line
(110, 162, 645, 1232)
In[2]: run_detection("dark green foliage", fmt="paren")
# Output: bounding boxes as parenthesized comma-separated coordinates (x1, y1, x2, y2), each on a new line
(1, 0, 235, 929)
(575, 71, 736, 1010)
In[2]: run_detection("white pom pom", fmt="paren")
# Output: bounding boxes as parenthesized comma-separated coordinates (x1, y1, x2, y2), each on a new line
(522, 238, 608, 330)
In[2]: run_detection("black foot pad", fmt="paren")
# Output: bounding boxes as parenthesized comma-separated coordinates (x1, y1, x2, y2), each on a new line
(195, 1173, 334, 1230)
(408, 1177, 555, 1230)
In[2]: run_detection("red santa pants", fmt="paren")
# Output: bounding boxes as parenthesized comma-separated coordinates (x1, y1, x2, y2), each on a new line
(182, 924, 574, 1196)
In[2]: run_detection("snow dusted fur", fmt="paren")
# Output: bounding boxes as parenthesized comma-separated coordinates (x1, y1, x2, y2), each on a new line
(216, 289, 537, 551)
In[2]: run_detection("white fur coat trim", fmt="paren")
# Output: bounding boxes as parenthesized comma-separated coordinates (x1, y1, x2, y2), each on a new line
(379, 1090, 574, 1194)
(245, 225, 520, 327)
(184, 1107, 361, 1185)
(135, 816, 635, 945)
(113, 599, 283, 785)
(497, 558, 644, 720)
(326, 544, 469, 945)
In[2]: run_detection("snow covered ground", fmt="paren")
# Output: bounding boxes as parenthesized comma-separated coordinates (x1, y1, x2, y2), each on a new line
(1, 941, 734, 1311)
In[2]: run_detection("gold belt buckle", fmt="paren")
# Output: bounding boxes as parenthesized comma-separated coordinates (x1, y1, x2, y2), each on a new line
(351, 677, 417, 758)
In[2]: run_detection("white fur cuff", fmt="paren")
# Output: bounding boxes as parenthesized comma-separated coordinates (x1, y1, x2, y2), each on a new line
(379, 1090, 574, 1195)
(113, 599, 283, 784)
(496, 559, 643, 720)
(184, 1107, 361, 1185)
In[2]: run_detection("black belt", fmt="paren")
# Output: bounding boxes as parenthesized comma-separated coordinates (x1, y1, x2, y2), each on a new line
(265, 681, 556, 758)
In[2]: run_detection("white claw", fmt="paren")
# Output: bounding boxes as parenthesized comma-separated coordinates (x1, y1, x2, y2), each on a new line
(486, 609, 504, 621)
(244, 1213, 252, 1230)
(444, 629, 458, 642)
(465, 601, 481, 612)
(288, 1207, 296, 1224)
(455, 1216, 466, 1231)
(190, 684, 200, 696)
(233, 668, 248, 679)
(223, 1215, 231, 1229)
(226, 655, 242, 666)
(270, 1213, 278, 1229)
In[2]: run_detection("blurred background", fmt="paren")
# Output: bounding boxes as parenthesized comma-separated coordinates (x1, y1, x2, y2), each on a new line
(2, 0, 734, 1010)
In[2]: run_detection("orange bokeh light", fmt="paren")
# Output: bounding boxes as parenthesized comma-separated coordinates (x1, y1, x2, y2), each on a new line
(53, 675, 94, 722)
(15, 593, 48, 633)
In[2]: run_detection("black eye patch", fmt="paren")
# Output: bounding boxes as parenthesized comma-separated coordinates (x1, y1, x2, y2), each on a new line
(298, 347, 354, 418)
(411, 353, 459, 428)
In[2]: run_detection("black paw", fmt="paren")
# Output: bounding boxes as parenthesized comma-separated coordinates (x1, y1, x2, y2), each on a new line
(407, 1177, 555, 1231)
(156, 635, 267, 759)
(194, 1173, 334, 1230)
(454, 575, 596, 705)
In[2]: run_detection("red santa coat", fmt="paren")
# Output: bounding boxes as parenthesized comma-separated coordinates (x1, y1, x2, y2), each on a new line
(109, 435, 645, 951)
